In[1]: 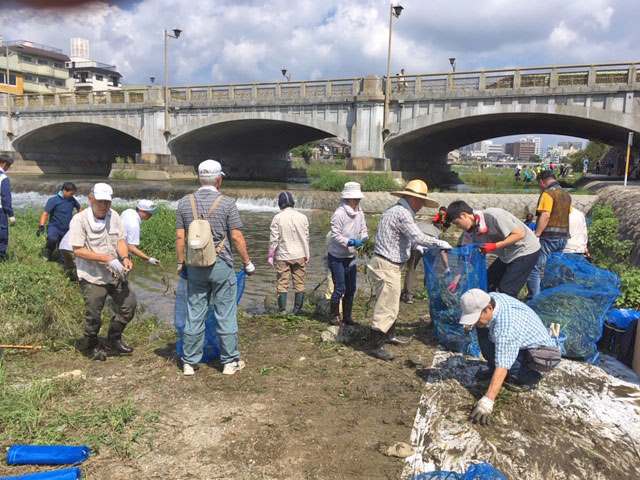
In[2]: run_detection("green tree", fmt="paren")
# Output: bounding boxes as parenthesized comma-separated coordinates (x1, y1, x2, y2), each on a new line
(529, 154, 541, 163)
(290, 143, 315, 165)
(569, 141, 609, 171)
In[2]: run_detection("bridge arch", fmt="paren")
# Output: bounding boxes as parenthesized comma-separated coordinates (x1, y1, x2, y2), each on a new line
(384, 104, 640, 183)
(168, 112, 349, 179)
(12, 121, 141, 176)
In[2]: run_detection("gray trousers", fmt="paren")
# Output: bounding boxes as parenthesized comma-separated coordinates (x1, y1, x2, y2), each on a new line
(80, 280, 137, 338)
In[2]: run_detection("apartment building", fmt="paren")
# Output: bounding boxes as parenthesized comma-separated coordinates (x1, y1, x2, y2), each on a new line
(1, 40, 69, 94)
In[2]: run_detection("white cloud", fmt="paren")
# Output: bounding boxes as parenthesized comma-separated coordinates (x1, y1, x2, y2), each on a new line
(549, 21, 579, 49)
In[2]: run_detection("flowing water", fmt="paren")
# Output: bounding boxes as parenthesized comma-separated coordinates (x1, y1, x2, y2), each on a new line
(11, 176, 351, 322)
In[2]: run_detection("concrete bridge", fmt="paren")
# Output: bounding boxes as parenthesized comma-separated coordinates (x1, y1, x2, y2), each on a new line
(1, 61, 639, 182)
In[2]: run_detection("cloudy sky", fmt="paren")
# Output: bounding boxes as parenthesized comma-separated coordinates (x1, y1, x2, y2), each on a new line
(2, 0, 638, 147)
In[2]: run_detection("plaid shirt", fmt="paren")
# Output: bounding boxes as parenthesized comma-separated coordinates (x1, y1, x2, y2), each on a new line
(488, 292, 555, 369)
(374, 198, 450, 264)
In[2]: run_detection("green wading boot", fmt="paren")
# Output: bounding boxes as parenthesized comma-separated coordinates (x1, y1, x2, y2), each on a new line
(86, 336, 107, 361)
(292, 292, 305, 315)
(277, 293, 288, 312)
(369, 328, 395, 361)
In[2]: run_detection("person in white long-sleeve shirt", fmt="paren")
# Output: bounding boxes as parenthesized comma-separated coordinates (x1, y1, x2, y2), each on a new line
(327, 182, 368, 325)
(268, 191, 310, 314)
(367, 179, 452, 361)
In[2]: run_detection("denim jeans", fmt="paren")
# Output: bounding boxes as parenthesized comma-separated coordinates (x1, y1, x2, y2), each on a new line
(477, 328, 542, 386)
(487, 250, 540, 298)
(185, 260, 238, 365)
(526, 237, 567, 299)
(328, 254, 357, 304)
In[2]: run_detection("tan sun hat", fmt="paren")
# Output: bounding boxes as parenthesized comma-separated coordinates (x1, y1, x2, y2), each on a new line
(391, 179, 438, 208)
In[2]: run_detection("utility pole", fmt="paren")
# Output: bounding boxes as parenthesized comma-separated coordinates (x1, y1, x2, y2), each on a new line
(163, 28, 182, 134)
(3, 39, 12, 136)
(383, 3, 403, 134)
(624, 132, 634, 187)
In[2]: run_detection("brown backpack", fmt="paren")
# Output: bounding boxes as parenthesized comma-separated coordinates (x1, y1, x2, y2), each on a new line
(186, 194, 226, 267)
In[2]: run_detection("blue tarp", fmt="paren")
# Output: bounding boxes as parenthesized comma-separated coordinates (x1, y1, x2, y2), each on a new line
(606, 308, 640, 331)
(7, 445, 90, 466)
(0, 467, 82, 480)
(423, 244, 487, 357)
(413, 462, 507, 479)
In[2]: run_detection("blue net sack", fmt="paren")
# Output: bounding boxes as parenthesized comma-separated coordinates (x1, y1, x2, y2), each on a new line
(7, 445, 90, 466)
(412, 463, 506, 480)
(174, 270, 246, 362)
(423, 244, 487, 357)
(528, 253, 620, 363)
(1, 467, 82, 480)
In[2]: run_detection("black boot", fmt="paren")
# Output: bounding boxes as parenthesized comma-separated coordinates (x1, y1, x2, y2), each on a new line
(341, 297, 355, 325)
(329, 301, 341, 325)
(277, 293, 288, 312)
(107, 323, 134, 355)
(86, 336, 107, 361)
(369, 328, 394, 361)
(292, 292, 304, 315)
(386, 325, 412, 345)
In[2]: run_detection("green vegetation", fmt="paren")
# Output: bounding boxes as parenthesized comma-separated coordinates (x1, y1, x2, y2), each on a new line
(453, 165, 585, 193)
(310, 169, 353, 192)
(310, 169, 398, 192)
(589, 203, 640, 309)
(569, 141, 609, 171)
(139, 206, 177, 265)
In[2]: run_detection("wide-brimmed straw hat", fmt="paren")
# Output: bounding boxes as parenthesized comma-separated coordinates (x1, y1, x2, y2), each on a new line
(391, 179, 438, 208)
(341, 182, 364, 199)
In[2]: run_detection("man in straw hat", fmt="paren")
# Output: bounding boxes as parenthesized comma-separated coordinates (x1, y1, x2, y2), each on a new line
(367, 179, 452, 361)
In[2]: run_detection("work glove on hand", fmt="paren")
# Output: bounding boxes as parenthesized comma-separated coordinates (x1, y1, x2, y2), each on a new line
(147, 257, 160, 265)
(8, 216, 16, 226)
(436, 239, 453, 250)
(36, 225, 45, 237)
(177, 262, 185, 275)
(447, 280, 459, 294)
(107, 258, 126, 278)
(480, 243, 498, 254)
(470, 396, 494, 425)
(415, 245, 426, 255)
(347, 239, 364, 248)
(267, 246, 276, 266)
(244, 261, 256, 276)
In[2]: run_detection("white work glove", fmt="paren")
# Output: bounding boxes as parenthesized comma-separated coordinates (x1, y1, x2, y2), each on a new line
(107, 258, 126, 277)
(435, 239, 453, 250)
(415, 245, 426, 255)
(8, 216, 16, 225)
(470, 396, 494, 425)
(244, 261, 256, 275)
(147, 257, 160, 265)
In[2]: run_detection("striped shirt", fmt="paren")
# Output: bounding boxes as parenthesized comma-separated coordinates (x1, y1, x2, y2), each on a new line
(488, 292, 555, 369)
(176, 187, 243, 266)
(374, 198, 450, 264)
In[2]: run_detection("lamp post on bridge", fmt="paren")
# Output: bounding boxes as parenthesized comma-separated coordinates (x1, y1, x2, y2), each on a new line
(281, 68, 291, 82)
(383, 2, 404, 135)
(449, 57, 456, 72)
(2, 37, 12, 136)
(163, 28, 182, 134)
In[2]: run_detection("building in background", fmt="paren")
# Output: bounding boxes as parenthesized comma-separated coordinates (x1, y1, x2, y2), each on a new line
(519, 136, 541, 156)
(66, 38, 122, 91)
(505, 140, 537, 160)
(0, 39, 69, 94)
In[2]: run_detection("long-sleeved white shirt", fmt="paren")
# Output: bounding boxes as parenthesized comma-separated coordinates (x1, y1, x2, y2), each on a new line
(269, 207, 310, 261)
(328, 202, 368, 258)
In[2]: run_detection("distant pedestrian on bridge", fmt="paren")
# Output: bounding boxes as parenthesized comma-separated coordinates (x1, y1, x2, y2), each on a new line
(37, 182, 82, 262)
(0, 155, 15, 261)
(268, 191, 310, 315)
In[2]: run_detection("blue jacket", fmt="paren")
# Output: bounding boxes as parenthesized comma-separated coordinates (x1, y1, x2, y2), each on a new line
(0, 168, 13, 218)
(45, 193, 81, 233)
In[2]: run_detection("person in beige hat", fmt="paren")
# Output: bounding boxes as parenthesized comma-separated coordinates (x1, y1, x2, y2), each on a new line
(327, 182, 368, 325)
(367, 179, 452, 361)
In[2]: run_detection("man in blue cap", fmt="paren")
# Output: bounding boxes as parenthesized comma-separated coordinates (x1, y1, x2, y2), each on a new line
(0, 155, 15, 261)
(38, 182, 82, 261)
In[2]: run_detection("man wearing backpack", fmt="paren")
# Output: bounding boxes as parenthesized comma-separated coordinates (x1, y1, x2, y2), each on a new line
(176, 159, 255, 376)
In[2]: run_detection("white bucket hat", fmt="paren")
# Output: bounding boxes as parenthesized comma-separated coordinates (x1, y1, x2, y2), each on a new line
(92, 183, 113, 201)
(137, 199, 157, 213)
(198, 159, 225, 178)
(341, 181, 364, 199)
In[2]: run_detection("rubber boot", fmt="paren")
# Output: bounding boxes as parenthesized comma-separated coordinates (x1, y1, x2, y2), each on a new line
(341, 296, 355, 325)
(292, 292, 304, 315)
(385, 325, 412, 345)
(107, 322, 134, 355)
(86, 336, 107, 361)
(369, 328, 394, 361)
(277, 293, 288, 312)
(330, 301, 341, 325)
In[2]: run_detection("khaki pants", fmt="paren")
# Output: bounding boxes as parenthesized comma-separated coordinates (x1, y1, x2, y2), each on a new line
(275, 259, 306, 294)
(80, 280, 137, 338)
(367, 255, 402, 333)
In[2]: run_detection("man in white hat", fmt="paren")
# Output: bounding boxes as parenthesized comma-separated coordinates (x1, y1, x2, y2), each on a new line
(121, 199, 160, 265)
(367, 179, 452, 361)
(69, 182, 137, 361)
(459, 289, 560, 425)
(176, 159, 255, 376)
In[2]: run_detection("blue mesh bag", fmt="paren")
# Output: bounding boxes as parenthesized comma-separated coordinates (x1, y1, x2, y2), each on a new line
(0, 467, 82, 479)
(423, 244, 487, 357)
(528, 253, 620, 363)
(174, 271, 246, 362)
(412, 463, 506, 480)
(7, 445, 90, 466)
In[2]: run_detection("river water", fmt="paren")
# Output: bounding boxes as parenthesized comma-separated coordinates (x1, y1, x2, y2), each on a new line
(11, 175, 354, 322)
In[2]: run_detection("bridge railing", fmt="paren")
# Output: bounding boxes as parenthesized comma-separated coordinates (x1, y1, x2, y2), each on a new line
(389, 61, 639, 96)
(1, 62, 639, 111)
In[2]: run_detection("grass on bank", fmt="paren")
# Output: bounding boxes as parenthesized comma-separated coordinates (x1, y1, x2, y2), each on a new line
(453, 165, 586, 193)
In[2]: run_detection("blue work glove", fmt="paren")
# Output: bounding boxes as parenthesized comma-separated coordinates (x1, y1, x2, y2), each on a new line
(347, 239, 364, 248)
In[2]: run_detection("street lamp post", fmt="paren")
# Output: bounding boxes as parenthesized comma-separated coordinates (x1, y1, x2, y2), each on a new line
(383, 3, 403, 133)
(449, 57, 456, 72)
(3, 39, 12, 135)
(163, 28, 182, 134)
(281, 68, 291, 82)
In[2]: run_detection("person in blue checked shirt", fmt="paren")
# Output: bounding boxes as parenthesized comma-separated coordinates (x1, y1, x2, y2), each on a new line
(459, 289, 560, 425)
(38, 182, 82, 261)
(0, 155, 16, 261)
